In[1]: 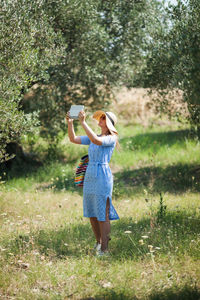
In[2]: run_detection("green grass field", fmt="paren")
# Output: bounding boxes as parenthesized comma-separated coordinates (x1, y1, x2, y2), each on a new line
(0, 120, 200, 299)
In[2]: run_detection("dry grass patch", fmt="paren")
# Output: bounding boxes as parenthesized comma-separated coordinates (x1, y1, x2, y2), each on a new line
(112, 87, 188, 126)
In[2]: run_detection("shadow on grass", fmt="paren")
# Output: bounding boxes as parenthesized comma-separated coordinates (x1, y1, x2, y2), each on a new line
(37, 175, 84, 196)
(34, 129, 200, 195)
(1, 157, 77, 178)
(119, 129, 193, 152)
(1, 128, 199, 196)
(28, 161, 200, 196)
(39, 161, 200, 196)
(0, 156, 83, 194)
(82, 285, 200, 300)
(6, 210, 200, 261)
(113, 163, 200, 197)
(148, 286, 200, 300)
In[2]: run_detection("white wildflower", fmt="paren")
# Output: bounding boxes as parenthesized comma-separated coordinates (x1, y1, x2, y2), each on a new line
(141, 235, 149, 239)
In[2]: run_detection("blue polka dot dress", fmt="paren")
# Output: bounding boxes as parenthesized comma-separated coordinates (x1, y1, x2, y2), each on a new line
(80, 135, 119, 221)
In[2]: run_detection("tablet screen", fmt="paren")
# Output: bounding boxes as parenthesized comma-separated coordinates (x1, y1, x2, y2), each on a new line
(69, 105, 84, 119)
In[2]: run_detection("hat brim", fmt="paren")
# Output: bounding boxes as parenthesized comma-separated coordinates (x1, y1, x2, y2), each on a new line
(92, 110, 105, 121)
(93, 110, 118, 135)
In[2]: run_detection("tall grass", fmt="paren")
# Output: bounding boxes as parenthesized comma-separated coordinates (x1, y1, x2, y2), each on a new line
(0, 121, 200, 299)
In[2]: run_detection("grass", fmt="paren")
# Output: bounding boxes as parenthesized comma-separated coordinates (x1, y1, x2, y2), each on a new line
(0, 120, 200, 299)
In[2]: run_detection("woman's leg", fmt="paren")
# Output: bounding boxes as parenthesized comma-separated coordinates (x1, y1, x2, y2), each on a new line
(90, 217, 101, 243)
(99, 198, 110, 251)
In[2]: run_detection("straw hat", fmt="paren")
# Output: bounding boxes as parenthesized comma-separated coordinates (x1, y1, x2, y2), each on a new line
(93, 110, 118, 135)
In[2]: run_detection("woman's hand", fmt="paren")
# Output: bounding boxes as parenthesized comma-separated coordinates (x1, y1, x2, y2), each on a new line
(79, 110, 86, 124)
(66, 111, 73, 124)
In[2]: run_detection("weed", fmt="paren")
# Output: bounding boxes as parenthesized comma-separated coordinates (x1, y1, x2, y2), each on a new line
(157, 192, 167, 223)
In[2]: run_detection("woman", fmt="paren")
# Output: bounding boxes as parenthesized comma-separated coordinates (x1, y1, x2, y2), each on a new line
(66, 109, 119, 256)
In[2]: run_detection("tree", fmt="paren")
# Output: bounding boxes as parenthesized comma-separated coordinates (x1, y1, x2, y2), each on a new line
(1, 0, 152, 158)
(140, 0, 200, 137)
(0, 0, 64, 160)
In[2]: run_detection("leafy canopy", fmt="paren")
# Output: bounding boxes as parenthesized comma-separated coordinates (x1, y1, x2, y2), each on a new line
(141, 0, 200, 136)
(1, 0, 149, 159)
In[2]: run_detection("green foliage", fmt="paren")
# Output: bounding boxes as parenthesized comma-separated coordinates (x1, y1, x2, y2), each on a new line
(140, 0, 200, 136)
(21, 0, 150, 141)
(0, 0, 62, 160)
(0, 98, 39, 162)
(0, 0, 151, 156)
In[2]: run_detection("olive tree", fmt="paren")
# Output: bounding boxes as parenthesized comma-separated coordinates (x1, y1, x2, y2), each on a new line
(140, 0, 200, 136)
(0, 0, 65, 160)
(1, 0, 152, 159)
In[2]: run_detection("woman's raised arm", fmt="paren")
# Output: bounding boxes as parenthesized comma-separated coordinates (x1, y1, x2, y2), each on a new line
(66, 112, 81, 144)
(79, 111, 103, 145)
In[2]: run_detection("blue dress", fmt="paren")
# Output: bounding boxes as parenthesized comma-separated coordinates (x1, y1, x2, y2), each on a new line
(80, 135, 119, 221)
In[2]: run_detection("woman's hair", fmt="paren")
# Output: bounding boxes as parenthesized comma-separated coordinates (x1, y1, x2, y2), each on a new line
(109, 130, 120, 150)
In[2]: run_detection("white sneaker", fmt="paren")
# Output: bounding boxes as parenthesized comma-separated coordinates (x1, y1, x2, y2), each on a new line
(93, 243, 101, 251)
(96, 249, 110, 257)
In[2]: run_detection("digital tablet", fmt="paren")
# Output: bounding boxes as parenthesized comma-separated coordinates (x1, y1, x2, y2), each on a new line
(69, 105, 84, 119)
